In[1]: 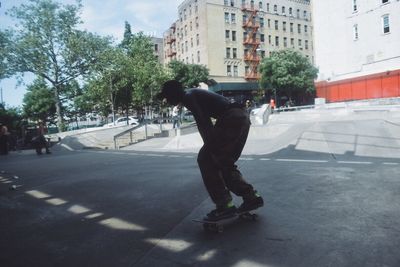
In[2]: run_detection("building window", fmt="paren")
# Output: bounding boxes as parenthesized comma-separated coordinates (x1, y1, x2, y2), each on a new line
(224, 0, 229, 6)
(303, 10, 307, 19)
(232, 30, 237, 41)
(233, 48, 237, 58)
(225, 30, 230, 39)
(268, 35, 271, 44)
(260, 18, 264, 27)
(296, 9, 300, 18)
(382, 0, 389, 3)
(282, 6, 285, 14)
(259, 1, 263, 9)
(185, 41, 188, 51)
(268, 19, 271, 28)
(234, 65, 238, 77)
(275, 20, 279, 30)
(283, 21, 287, 31)
(382, 14, 390, 33)
(260, 34, 265, 42)
(353, 24, 359, 40)
(275, 36, 279, 46)
(289, 7, 292, 16)
(290, 23, 294, 33)
(195, 5, 198, 13)
(225, 12, 230, 23)
(298, 39, 302, 47)
(353, 0, 357, 11)
(190, 21, 192, 31)
(283, 37, 287, 47)
(226, 47, 231, 58)
(261, 50, 265, 58)
(231, 0, 235, 7)
(196, 34, 200, 45)
(304, 25, 308, 33)
(191, 38, 193, 47)
(227, 65, 232, 76)
(273, 5, 277, 13)
(266, 3, 269, 12)
(305, 40, 309, 49)
(154, 44, 158, 52)
(197, 51, 200, 62)
(245, 66, 249, 75)
(290, 38, 294, 47)
(231, 13, 236, 23)
(298, 24, 301, 34)
(196, 17, 199, 28)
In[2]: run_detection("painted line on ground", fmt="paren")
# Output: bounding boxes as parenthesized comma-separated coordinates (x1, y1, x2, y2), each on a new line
(86, 150, 398, 166)
(239, 157, 255, 161)
(337, 160, 372, 165)
(275, 158, 328, 163)
(383, 162, 399, 165)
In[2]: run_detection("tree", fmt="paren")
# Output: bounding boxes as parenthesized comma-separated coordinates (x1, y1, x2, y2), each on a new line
(168, 60, 209, 88)
(0, 30, 13, 81)
(259, 49, 318, 106)
(118, 28, 169, 117)
(0, 104, 23, 131)
(22, 78, 56, 123)
(6, 0, 112, 131)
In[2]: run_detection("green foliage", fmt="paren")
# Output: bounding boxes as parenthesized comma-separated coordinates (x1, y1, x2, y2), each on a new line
(116, 29, 169, 111)
(0, 30, 14, 80)
(0, 104, 23, 131)
(167, 60, 209, 88)
(259, 49, 318, 104)
(22, 78, 56, 123)
(7, 0, 112, 131)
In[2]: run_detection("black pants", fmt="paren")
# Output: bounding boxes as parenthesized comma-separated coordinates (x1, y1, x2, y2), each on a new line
(197, 108, 254, 207)
(33, 135, 50, 154)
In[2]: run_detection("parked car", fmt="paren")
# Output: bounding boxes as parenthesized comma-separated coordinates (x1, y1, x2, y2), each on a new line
(104, 116, 139, 127)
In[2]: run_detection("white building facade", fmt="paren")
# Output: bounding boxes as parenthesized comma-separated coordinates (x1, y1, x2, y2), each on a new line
(312, 0, 400, 102)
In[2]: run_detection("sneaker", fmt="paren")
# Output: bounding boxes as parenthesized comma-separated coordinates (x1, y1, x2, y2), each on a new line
(204, 204, 237, 222)
(238, 192, 264, 213)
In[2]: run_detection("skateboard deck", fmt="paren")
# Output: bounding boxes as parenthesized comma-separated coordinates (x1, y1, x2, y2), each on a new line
(192, 211, 258, 233)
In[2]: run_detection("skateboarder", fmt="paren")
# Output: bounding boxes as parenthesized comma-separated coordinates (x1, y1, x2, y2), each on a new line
(158, 80, 263, 221)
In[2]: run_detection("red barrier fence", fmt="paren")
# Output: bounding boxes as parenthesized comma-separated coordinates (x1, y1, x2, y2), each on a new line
(316, 69, 400, 103)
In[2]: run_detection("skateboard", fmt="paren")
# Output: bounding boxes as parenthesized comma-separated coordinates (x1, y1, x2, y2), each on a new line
(192, 211, 258, 233)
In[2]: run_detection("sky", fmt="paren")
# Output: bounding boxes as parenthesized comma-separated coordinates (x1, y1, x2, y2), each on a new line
(0, 0, 182, 107)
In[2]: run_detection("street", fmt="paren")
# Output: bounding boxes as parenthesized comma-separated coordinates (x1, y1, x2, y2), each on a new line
(1, 133, 400, 267)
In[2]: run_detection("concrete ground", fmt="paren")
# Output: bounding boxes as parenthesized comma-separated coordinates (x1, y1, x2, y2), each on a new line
(1, 105, 400, 267)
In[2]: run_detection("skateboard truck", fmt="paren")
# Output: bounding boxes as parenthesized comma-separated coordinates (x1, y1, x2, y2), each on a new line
(192, 211, 258, 233)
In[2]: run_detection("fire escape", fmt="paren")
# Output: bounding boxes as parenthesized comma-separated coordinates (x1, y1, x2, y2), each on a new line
(166, 23, 177, 60)
(241, 3, 260, 80)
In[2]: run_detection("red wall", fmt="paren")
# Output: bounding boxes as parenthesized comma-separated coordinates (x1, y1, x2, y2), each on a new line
(316, 69, 400, 102)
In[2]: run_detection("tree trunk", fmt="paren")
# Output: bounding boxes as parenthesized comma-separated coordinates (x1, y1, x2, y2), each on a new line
(54, 86, 64, 132)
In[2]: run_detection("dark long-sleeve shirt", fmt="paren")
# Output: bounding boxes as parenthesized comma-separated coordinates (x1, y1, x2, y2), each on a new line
(182, 89, 231, 146)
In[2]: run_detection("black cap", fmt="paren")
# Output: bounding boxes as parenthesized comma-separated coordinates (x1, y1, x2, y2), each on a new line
(157, 80, 183, 100)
